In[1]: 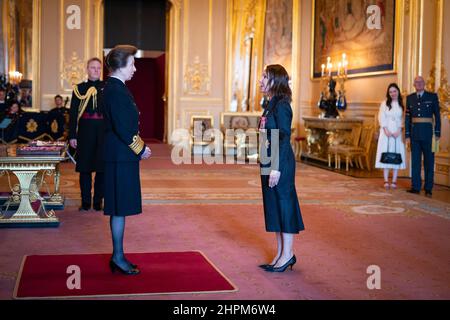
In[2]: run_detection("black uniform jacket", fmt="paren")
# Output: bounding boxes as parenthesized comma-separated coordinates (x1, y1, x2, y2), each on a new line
(68, 79, 105, 172)
(102, 77, 146, 162)
(405, 91, 441, 141)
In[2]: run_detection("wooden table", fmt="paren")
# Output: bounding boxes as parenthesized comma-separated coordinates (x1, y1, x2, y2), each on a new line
(0, 152, 66, 227)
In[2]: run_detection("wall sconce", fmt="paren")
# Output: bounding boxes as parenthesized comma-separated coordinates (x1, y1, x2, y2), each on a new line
(9, 71, 23, 85)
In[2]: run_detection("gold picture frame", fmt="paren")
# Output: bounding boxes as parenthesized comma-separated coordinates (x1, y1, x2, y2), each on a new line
(220, 112, 261, 131)
(311, 0, 400, 79)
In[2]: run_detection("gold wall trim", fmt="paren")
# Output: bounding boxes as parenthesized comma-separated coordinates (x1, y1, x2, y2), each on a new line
(418, 0, 424, 76)
(167, 0, 181, 141)
(226, 0, 266, 112)
(406, 0, 427, 91)
(182, 0, 213, 96)
(434, 0, 443, 89)
(31, 0, 42, 111)
(2, 1, 8, 74)
(180, 97, 223, 103)
(96, 0, 104, 61)
(59, 0, 67, 91)
(224, 0, 233, 110)
(396, 0, 405, 91)
(85, 0, 90, 62)
(291, 0, 300, 127)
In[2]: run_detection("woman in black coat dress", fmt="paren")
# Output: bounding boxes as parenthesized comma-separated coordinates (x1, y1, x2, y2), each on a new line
(103, 45, 151, 275)
(258, 64, 304, 272)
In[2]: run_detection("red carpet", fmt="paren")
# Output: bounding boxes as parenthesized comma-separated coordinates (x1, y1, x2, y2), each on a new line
(14, 251, 237, 299)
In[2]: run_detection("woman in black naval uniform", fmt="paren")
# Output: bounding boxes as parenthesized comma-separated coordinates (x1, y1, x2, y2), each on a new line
(258, 64, 304, 273)
(103, 45, 151, 275)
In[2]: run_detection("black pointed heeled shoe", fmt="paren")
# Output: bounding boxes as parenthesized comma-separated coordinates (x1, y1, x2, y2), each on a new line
(111, 255, 137, 269)
(109, 260, 140, 275)
(266, 255, 296, 273)
(258, 257, 280, 270)
(258, 264, 274, 270)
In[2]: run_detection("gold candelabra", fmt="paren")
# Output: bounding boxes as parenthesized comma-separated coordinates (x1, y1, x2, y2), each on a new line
(318, 54, 349, 118)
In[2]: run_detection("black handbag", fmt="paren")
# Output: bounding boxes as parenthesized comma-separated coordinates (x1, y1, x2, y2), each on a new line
(380, 137, 402, 164)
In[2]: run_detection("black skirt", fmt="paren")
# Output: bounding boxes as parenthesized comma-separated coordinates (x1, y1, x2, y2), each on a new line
(260, 153, 305, 234)
(104, 161, 142, 216)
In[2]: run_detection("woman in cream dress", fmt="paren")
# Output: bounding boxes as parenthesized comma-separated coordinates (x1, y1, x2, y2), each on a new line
(375, 83, 406, 189)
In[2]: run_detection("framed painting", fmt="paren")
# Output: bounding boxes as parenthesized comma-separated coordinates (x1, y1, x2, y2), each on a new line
(220, 112, 261, 131)
(190, 115, 214, 139)
(263, 0, 293, 75)
(311, 0, 398, 79)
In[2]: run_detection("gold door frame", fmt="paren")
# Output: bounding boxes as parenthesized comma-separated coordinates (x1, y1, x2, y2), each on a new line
(32, 0, 41, 112)
(2, 0, 41, 112)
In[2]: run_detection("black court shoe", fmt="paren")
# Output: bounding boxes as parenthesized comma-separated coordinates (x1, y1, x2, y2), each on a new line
(258, 257, 279, 270)
(425, 190, 432, 198)
(407, 189, 420, 194)
(266, 255, 296, 273)
(93, 203, 103, 211)
(258, 264, 274, 270)
(79, 203, 91, 211)
(111, 255, 137, 269)
(126, 260, 138, 269)
(109, 260, 140, 275)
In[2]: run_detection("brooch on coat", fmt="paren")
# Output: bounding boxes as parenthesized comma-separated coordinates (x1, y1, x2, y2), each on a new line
(259, 116, 267, 131)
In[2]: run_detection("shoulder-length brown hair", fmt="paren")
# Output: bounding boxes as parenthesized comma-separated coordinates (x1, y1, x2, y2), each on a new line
(265, 64, 292, 103)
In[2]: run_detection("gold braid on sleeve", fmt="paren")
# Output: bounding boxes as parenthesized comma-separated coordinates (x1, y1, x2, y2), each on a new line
(129, 135, 145, 155)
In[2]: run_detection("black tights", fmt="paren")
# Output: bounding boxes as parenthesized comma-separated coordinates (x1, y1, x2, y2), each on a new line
(110, 216, 132, 270)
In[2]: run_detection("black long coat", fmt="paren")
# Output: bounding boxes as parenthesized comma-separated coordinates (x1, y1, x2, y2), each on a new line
(69, 80, 105, 173)
(102, 77, 147, 216)
(259, 96, 304, 234)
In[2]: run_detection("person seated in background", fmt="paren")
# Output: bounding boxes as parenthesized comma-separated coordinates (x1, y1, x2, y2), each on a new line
(18, 88, 32, 108)
(0, 88, 7, 122)
(50, 95, 69, 114)
(48, 95, 69, 141)
(0, 88, 7, 113)
(6, 100, 22, 119)
(2, 100, 22, 143)
(54, 95, 64, 108)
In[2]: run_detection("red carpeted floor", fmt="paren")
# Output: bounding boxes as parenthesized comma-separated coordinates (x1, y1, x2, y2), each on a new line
(14, 251, 236, 299)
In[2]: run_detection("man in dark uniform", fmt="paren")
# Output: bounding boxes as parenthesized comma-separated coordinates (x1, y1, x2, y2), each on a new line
(69, 57, 105, 211)
(405, 76, 441, 197)
(47, 95, 69, 141)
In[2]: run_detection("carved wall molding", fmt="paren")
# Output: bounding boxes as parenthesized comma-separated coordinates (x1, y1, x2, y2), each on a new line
(426, 64, 450, 116)
(405, 0, 410, 14)
(183, 56, 211, 95)
(60, 51, 85, 88)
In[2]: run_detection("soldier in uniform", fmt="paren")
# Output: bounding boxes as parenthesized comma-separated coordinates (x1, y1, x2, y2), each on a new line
(405, 76, 441, 197)
(69, 57, 105, 211)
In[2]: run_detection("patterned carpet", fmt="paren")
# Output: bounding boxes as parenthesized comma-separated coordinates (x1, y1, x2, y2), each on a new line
(0, 144, 449, 299)
(55, 143, 450, 220)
